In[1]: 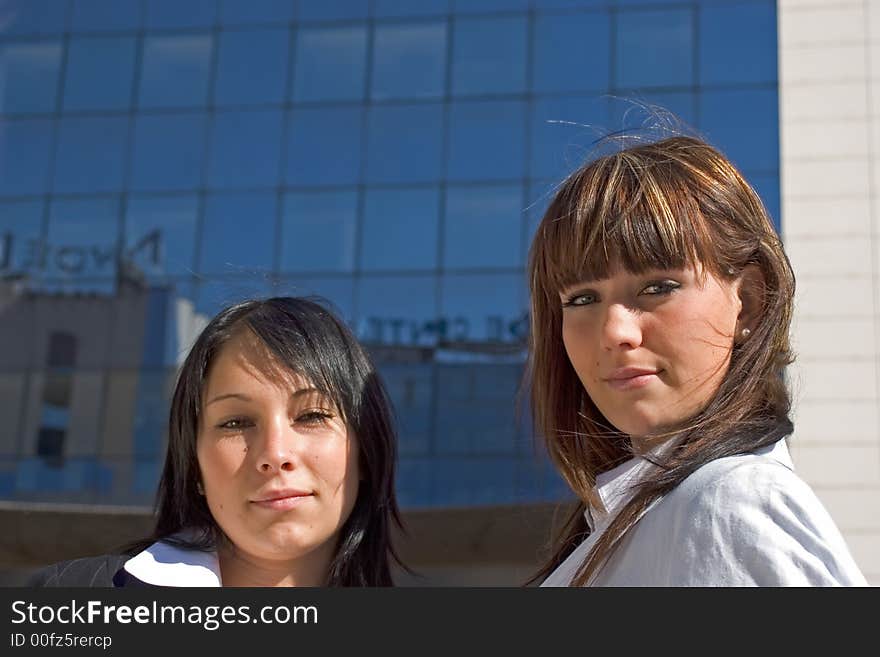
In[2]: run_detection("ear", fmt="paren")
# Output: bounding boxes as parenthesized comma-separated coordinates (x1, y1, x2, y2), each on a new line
(735, 264, 765, 339)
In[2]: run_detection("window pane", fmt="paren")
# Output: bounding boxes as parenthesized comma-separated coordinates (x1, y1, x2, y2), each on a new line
(145, 0, 218, 29)
(532, 11, 610, 93)
(195, 277, 275, 317)
(366, 104, 443, 184)
(361, 188, 439, 272)
(700, 2, 777, 85)
(380, 363, 432, 455)
(0, 41, 62, 113)
(125, 195, 199, 279)
(747, 173, 781, 231)
(616, 9, 693, 89)
(375, 0, 448, 18)
(448, 100, 525, 182)
(219, 0, 294, 24)
(0, 118, 53, 196)
(53, 117, 128, 194)
(297, 0, 368, 22)
(199, 192, 276, 276)
(452, 0, 527, 12)
(131, 114, 207, 192)
(139, 35, 212, 109)
(371, 22, 446, 101)
(280, 190, 357, 273)
(214, 27, 289, 106)
(440, 273, 524, 344)
(46, 197, 120, 281)
(0, 200, 44, 273)
(0, 0, 67, 36)
(293, 25, 366, 102)
(533, 0, 607, 8)
(444, 185, 522, 269)
(453, 16, 527, 96)
(530, 95, 609, 180)
(207, 109, 283, 190)
(286, 107, 363, 186)
(356, 275, 438, 347)
(70, 0, 141, 32)
(62, 36, 136, 111)
(699, 89, 778, 173)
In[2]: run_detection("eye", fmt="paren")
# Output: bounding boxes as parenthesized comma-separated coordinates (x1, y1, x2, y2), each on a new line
(217, 417, 253, 431)
(639, 280, 680, 296)
(562, 291, 598, 307)
(296, 409, 335, 426)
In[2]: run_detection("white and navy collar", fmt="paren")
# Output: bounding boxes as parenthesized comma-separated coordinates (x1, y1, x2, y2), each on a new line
(123, 534, 222, 587)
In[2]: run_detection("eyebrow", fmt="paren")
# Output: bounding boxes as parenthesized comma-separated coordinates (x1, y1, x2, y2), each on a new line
(205, 387, 321, 407)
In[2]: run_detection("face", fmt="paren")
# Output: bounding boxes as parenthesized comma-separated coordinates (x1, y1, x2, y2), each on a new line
(559, 265, 743, 440)
(196, 329, 359, 576)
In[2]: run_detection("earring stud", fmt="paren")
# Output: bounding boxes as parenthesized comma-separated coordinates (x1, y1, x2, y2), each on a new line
(741, 327, 751, 338)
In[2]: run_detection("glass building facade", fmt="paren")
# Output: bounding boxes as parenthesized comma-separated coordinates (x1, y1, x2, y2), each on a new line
(0, 0, 779, 508)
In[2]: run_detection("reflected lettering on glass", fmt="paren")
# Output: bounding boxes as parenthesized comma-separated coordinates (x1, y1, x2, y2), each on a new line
(355, 313, 528, 346)
(0, 229, 161, 276)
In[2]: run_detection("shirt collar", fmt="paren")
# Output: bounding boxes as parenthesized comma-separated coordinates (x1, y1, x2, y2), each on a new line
(584, 438, 794, 531)
(123, 532, 222, 587)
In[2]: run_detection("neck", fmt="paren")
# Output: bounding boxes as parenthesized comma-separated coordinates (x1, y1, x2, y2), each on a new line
(217, 540, 335, 587)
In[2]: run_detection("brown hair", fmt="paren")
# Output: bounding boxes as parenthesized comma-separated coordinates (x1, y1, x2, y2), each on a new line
(526, 136, 795, 586)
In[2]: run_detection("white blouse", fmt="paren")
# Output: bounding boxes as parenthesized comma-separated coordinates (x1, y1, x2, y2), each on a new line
(541, 440, 868, 587)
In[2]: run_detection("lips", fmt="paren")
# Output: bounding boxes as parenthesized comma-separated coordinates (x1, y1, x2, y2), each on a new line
(603, 367, 661, 391)
(251, 488, 312, 510)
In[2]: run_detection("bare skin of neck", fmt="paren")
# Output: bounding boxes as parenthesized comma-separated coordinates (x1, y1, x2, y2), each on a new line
(217, 539, 335, 587)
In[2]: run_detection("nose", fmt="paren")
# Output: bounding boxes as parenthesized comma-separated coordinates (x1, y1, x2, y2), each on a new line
(254, 418, 296, 474)
(600, 303, 642, 351)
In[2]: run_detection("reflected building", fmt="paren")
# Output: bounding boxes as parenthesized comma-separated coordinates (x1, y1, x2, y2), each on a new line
(0, 0, 784, 576)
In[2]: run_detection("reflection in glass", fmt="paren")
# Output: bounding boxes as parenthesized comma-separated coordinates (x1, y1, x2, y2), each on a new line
(0, 41, 62, 113)
(444, 185, 522, 269)
(440, 273, 525, 343)
(532, 11, 610, 93)
(207, 109, 283, 190)
(452, 0, 528, 12)
(375, 0, 448, 17)
(0, 0, 67, 35)
(195, 277, 275, 318)
(366, 103, 443, 184)
(220, 0, 294, 24)
(139, 35, 212, 109)
(361, 188, 439, 272)
(63, 36, 136, 112)
(371, 22, 446, 100)
(125, 195, 199, 279)
(447, 100, 526, 182)
(700, 2, 777, 86)
(70, 0, 142, 33)
(453, 16, 527, 96)
(199, 192, 276, 276)
(616, 9, 693, 89)
(297, 0, 369, 22)
(286, 107, 363, 186)
(130, 113, 207, 192)
(380, 363, 432, 455)
(146, 0, 218, 29)
(530, 95, 609, 180)
(46, 197, 120, 281)
(0, 200, 43, 273)
(214, 28, 289, 106)
(293, 26, 367, 102)
(281, 190, 357, 273)
(700, 89, 778, 173)
(53, 117, 128, 194)
(0, 118, 53, 196)
(431, 456, 518, 506)
(356, 275, 438, 347)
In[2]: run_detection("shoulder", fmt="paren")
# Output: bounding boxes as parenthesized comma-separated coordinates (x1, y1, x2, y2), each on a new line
(652, 447, 867, 586)
(28, 554, 130, 587)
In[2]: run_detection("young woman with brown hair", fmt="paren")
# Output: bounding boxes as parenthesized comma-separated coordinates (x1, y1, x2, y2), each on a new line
(527, 136, 866, 586)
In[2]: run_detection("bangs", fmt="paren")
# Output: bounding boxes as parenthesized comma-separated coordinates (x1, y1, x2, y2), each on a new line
(532, 146, 723, 298)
